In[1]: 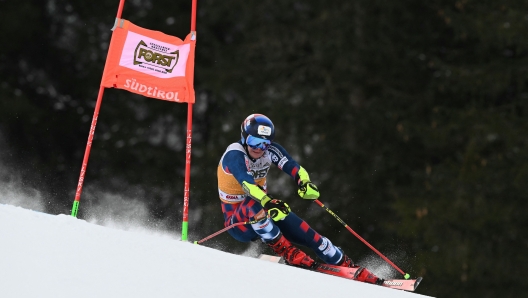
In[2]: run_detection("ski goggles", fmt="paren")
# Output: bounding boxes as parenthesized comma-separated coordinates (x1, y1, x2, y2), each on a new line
(246, 135, 271, 150)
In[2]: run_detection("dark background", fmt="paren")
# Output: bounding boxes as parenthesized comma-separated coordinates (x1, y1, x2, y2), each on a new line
(1, 1, 527, 297)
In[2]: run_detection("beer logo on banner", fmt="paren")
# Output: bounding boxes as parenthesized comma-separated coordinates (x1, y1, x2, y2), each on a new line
(134, 40, 179, 73)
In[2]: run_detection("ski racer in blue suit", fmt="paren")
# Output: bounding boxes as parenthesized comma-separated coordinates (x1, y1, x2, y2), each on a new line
(216, 113, 383, 285)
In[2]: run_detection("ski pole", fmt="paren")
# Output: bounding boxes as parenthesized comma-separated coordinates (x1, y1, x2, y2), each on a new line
(194, 215, 269, 245)
(314, 199, 411, 279)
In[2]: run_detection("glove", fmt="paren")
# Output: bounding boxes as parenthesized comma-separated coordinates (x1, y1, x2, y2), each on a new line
(262, 196, 291, 221)
(297, 166, 320, 200)
(298, 181, 320, 200)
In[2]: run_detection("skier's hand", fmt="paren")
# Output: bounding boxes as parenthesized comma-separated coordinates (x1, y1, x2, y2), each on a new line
(298, 181, 320, 200)
(296, 166, 320, 200)
(262, 196, 291, 221)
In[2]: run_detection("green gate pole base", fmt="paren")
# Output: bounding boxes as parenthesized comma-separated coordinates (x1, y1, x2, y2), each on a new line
(71, 201, 80, 218)
(181, 221, 188, 241)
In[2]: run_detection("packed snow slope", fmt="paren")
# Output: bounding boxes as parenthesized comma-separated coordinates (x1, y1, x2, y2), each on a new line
(0, 204, 433, 298)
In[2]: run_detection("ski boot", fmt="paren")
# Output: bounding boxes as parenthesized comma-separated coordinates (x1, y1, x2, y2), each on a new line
(355, 267, 384, 285)
(338, 253, 384, 285)
(266, 233, 316, 269)
(337, 254, 355, 267)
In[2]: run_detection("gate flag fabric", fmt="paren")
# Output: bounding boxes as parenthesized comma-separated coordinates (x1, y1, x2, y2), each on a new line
(101, 19, 196, 103)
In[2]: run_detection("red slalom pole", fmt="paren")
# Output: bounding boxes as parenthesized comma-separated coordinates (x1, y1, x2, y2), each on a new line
(314, 199, 411, 279)
(70, 0, 127, 217)
(70, 86, 105, 217)
(181, 0, 198, 241)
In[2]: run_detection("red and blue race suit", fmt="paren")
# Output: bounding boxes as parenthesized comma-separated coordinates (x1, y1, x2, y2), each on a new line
(217, 141, 344, 264)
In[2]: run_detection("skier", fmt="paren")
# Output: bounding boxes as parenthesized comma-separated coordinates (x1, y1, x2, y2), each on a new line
(217, 113, 383, 285)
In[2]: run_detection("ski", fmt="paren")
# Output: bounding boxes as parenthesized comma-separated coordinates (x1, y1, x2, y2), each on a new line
(380, 277, 423, 292)
(312, 262, 423, 292)
(258, 254, 422, 292)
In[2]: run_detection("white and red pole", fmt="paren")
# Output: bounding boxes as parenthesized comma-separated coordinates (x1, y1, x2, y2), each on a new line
(70, 0, 126, 217)
(181, 0, 197, 241)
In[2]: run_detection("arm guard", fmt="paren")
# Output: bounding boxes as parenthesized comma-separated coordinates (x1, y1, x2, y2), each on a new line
(297, 166, 310, 185)
(242, 181, 271, 205)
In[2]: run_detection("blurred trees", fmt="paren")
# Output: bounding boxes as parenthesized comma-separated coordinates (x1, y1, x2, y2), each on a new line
(1, 0, 527, 296)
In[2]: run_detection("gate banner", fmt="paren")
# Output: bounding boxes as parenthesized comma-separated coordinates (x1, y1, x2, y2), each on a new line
(101, 19, 196, 103)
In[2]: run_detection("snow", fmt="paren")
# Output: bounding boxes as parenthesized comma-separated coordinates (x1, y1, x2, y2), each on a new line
(0, 202, 434, 298)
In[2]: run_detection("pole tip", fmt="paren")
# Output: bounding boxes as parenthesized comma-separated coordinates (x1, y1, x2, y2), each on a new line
(404, 273, 410, 279)
(193, 241, 198, 245)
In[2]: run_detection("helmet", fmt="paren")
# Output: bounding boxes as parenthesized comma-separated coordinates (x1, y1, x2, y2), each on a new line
(240, 114, 275, 149)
